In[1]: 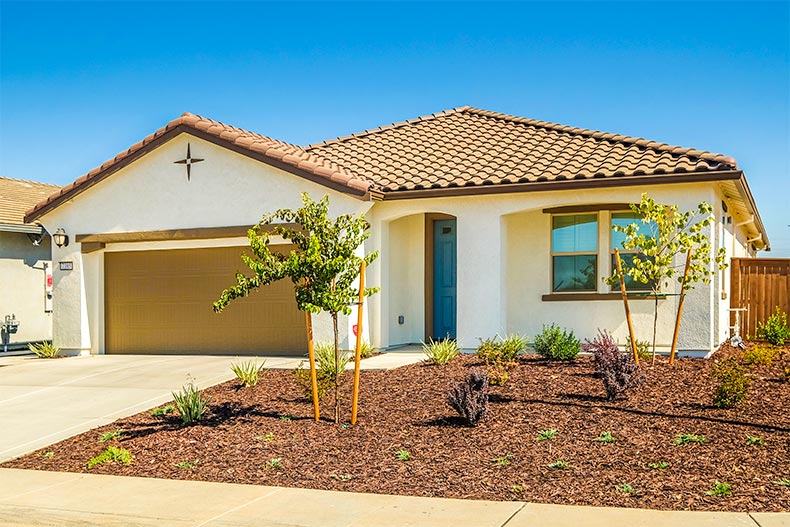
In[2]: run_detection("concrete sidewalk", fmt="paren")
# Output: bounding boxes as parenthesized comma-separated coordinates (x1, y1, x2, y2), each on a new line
(1, 469, 786, 527)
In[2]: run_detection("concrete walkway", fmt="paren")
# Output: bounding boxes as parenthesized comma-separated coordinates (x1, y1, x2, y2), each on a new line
(0, 468, 786, 527)
(0, 352, 423, 462)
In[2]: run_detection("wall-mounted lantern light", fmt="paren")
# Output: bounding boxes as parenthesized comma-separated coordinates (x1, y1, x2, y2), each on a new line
(53, 228, 69, 248)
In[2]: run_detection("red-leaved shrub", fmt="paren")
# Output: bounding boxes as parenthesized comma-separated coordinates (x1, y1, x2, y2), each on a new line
(447, 368, 489, 426)
(582, 330, 646, 401)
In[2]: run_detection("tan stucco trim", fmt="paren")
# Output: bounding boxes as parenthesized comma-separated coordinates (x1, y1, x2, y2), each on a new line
(542, 203, 632, 214)
(541, 293, 662, 302)
(75, 223, 298, 244)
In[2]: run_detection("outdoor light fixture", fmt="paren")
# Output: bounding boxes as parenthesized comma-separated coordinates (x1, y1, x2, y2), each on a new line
(53, 228, 69, 248)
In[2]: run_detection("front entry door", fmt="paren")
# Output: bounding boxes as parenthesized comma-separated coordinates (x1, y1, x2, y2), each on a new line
(433, 219, 457, 339)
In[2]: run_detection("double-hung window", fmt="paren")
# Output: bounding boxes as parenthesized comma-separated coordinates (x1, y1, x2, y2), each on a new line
(611, 211, 653, 291)
(551, 214, 598, 292)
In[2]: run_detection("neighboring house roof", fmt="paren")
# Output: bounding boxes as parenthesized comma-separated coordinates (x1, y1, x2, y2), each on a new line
(0, 176, 61, 232)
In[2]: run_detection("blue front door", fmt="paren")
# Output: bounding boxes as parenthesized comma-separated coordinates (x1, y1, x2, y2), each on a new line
(433, 219, 457, 339)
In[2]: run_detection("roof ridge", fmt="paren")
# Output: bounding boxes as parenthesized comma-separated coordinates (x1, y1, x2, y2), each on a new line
(304, 106, 469, 150)
(460, 107, 738, 168)
(0, 175, 61, 188)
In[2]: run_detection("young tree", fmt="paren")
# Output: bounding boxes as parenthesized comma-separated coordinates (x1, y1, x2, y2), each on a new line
(606, 194, 726, 363)
(213, 193, 378, 423)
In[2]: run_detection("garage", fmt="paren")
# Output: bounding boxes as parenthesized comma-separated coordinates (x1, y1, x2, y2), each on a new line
(104, 245, 307, 355)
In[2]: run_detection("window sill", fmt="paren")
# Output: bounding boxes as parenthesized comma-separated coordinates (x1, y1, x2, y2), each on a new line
(541, 293, 659, 302)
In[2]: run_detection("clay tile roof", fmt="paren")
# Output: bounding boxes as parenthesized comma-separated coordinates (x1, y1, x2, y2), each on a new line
(0, 176, 61, 226)
(305, 106, 739, 193)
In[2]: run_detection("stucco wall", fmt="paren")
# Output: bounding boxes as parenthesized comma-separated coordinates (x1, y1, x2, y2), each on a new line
(385, 214, 425, 346)
(0, 231, 52, 346)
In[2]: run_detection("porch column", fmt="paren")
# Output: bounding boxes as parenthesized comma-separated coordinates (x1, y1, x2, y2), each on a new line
(455, 212, 505, 349)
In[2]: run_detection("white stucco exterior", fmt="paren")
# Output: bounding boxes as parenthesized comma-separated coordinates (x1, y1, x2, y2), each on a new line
(36, 131, 757, 357)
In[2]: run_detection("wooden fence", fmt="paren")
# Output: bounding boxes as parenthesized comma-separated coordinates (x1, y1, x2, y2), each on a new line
(730, 258, 790, 337)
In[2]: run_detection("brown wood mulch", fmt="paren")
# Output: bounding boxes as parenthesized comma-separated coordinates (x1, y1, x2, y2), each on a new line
(4, 342, 789, 512)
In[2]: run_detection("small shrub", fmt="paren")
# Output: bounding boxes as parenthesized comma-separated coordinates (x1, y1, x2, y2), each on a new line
(706, 481, 731, 496)
(712, 358, 750, 408)
(151, 404, 175, 417)
(746, 435, 765, 446)
(491, 454, 513, 467)
(672, 433, 706, 445)
(774, 478, 790, 487)
(230, 359, 266, 387)
(357, 340, 374, 359)
(423, 338, 460, 365)
(756, 307, 790, 345)
(487, 364, 509, 386)
(293, 363, 334, 401)
(648, 461, 669, 470)
(175, 460, 197, 469)
(396, 449, 411, 461)
(258, 433, 275, 443)
(314, 342, 351, 375)
(87, 446, 133, 469)
(593, 431, 616, 443)
(625, 336, 652, 363)
(615, 483, 634, 494)
(172, 380, 209, 425)
(476, 334, 527, 364)
(265, 458, 283, 469)
(548, 460, 569, 469)
(99, 429, 123, 443)
(447, 368, 489, 426)
(536, 429, 558, 441)
(582, 330, 645, 401)
(742, 345, 777, 367)
(28, 342, 60, 358)
(534, 324, 579, 360)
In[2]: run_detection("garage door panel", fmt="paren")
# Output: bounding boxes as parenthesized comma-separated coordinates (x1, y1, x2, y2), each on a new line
(105, 246, 307, 355)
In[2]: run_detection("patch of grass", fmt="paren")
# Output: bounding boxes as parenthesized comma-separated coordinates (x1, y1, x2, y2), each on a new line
(746, 435, 765, 446)
(42, 451, 54, 459)
(672, 433, 706, 445)
(705, 481, 732, 496)
(536, 429, 558, 441)
(265, 458, 283, 469)
(491, 454, 513, 467)
(593, 431, 616, 443)
(99, 429, 123, 443)
(615, 483, 634, 494)
(258, 433, 275, 443)
(396, 449, 411, 461)
(774, 478, 790, 487)
(648, 461, 669, 470)
(548, 460, 569, 469)
(230, 359, 266, 387)
(151, 404, 175, 417)
(422, 338, 460, 365)
(28, 342, 60, 358)
(175, 460, 197, 469)
(172, 380, 209, 425)
(87, 446, 133, 469)
(330, 473, 352, 481)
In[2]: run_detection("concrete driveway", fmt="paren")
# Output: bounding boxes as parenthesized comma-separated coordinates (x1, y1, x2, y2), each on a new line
(0, 354, 303, 462)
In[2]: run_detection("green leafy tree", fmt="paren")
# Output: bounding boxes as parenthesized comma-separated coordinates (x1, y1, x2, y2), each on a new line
(213, 193, 378, 423)
(606, 194, 726, 361)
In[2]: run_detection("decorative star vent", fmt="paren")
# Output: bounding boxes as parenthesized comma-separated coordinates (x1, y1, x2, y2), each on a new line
(173, 143, 204, 180)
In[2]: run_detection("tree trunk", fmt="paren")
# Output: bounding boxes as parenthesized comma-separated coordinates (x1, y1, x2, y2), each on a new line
(332, 312, 340, 424)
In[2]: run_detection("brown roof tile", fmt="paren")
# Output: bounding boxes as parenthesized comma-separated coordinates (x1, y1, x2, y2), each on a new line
(0, 177, 61, 226)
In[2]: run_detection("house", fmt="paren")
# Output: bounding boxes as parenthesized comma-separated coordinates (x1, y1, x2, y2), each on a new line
(1, 177, 60, 351)
(23, 107, 769, 357)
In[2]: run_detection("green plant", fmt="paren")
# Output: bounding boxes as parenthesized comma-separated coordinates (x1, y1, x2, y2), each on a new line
(172, 380, 209, 425)
(422, 338, 460, 365)
(605, 194, 726, 361)
(87, 446, 133, 469)
(615, 483, 634, 494)
(230, 359, 266, 387)
(626, 337, 652, 363)
(265, 458, 283, 469)
(774, 478, 790, 487)
(706, 481, 732, 496)
(746, 435, 764, 446)
(491, 454, 513, 467)
(712, 358, 750, 408)
(548, 460, 569, 469)
(536, 429, 558, 441)
(28, 342, 60, 359)
(214, 193, 379, 424)
(511, 484, 524, 493)
(487, 364, 509, 386)
(330, 473, 352, 481)
(593, 431, 616, 443)
(672, 433, 706, 445)
(356, 340, 374, 359)
(151, 404, 175, 417)
(279, 414, 293, 421)
(258, 433, 275, 443)
(99, 429, 123, 442)
(396, 449, 411, 461)
(648, 461, 669, 470)
(293, 362, 335, 401)
(742, 345, 777, 367)
(175, 460, 197, 469)
(476, 334, 527, 364)
(756, 307, 790, 345)
(533, 324, 580, 360)
(583, 330, 646, 400)
(447, 368, 489, 427)
(42, 451, 54, 459)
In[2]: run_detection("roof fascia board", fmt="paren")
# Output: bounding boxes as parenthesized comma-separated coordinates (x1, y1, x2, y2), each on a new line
(0, 223, 45, 234)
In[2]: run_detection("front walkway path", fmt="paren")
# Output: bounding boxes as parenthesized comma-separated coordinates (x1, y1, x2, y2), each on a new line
(1, 468, 785, 527)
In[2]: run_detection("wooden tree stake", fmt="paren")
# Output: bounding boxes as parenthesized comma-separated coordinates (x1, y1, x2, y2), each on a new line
(305, 311, 320, 422)
(669, 248, 692, 365)
(351, 260, 366, 425)
(615, 249, 639, 364)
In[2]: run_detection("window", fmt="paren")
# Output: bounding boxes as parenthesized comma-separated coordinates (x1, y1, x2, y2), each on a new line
(611, 212, 653, 291)
(551, 214, 598, 292)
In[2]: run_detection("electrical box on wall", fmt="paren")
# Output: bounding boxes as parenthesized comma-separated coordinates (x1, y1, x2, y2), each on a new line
(44, 262, 53, 313)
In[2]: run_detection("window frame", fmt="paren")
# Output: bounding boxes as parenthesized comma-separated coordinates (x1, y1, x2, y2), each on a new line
(609, 210, 654, 292)
(550, 212, 600, 293)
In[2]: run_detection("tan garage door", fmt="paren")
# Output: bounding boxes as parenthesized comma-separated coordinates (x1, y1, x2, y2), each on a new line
(105, 245, 307, 355)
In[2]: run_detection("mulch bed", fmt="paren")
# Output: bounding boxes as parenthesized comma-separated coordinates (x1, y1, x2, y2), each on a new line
(5, 342, 789, 512)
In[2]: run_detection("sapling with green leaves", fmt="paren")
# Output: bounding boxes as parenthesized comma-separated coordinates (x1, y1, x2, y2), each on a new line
(606, 194, 727, 363)
(214, 193, 378, 424)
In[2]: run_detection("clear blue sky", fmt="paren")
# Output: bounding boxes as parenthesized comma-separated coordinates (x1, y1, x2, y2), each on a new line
(2, 1, 788, 255)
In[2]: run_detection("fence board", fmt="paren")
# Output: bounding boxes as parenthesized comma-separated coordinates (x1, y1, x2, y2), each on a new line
(730, 258, 790, 337)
